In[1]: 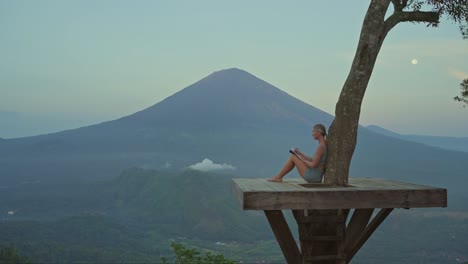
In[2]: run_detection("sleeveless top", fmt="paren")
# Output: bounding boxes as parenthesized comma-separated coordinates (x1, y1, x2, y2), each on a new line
(303, 144, 327, 183)
(318, 144, 327, 166)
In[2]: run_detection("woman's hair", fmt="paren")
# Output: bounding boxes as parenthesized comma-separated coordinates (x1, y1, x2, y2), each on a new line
(313, 124, 327, 137)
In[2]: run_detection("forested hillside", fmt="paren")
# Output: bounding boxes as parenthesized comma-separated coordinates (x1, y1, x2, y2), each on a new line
(1, 168, 466, 263)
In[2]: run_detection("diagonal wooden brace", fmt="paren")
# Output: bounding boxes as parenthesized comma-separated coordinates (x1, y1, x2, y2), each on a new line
(265, 210, 302, 264)
(345, 208, 394, 263)
(344, 209, 374, 250)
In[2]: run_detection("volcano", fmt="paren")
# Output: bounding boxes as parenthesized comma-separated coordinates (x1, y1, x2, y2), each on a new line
(0, 68, 466, 196)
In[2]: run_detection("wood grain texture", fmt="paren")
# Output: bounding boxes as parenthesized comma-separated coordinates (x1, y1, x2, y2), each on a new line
(232, 178, 447, 210)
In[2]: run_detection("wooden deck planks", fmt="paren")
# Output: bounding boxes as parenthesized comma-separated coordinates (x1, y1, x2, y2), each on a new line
(238, 178, 275, 192)
(231, 178, 447, 210)
(264, 181, 306, 192)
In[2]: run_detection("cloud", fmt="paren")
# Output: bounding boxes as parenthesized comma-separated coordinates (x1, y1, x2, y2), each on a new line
(188, 158, 236, 172)
(448, 67, 468, 80)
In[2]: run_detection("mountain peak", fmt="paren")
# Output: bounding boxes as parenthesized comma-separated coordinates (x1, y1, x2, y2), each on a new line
(123, 68, 331, 129)
(155, 68, 275, 102)
(210, 68, 247, 75)
(197, 68, 262, 88)
(205, 68, 254, 79)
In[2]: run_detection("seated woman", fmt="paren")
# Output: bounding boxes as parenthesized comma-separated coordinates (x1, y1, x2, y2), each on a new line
(268, 124, 327, 183)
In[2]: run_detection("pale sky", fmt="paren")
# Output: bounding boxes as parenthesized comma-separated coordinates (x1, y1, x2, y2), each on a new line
(1, 0, 467, 138)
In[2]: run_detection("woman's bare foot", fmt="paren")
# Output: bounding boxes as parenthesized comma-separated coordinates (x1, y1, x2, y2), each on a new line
(268, 177, 283, 182)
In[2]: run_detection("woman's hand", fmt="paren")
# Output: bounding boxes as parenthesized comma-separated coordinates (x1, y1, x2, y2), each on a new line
(295, 148, 314, 163)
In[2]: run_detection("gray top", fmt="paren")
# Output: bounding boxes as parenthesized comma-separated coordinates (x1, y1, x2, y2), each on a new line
(318, 144, 327, 165)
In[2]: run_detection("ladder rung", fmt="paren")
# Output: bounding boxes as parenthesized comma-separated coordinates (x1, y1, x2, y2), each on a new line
(304, 255, 342, 261)
(297, 215, 345, 223)
(301, 235, 343, 241)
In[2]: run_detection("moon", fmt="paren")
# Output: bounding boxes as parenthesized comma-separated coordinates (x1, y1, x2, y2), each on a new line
(411, 59, 418, 65)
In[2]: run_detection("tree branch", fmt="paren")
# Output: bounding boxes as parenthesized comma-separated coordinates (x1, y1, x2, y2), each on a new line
(391, 0, 408, 12)
(384, 10, 440, 36)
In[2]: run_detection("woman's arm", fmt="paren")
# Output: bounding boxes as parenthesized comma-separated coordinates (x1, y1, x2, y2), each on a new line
(295, 148, 314, 162)
(297, 145, 324, 168)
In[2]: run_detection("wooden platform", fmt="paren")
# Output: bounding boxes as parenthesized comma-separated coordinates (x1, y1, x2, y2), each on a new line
(232, 178, 447, 210)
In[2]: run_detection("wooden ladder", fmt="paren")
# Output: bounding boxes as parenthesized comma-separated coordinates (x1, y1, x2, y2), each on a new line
(293, 209, 349, 264)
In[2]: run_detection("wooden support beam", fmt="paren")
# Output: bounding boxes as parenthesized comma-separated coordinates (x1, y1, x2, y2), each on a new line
(293, 209, 346, 264)
(344, 209, 374, 250)
(346, 208, 394, 263)
(232, 179, 445, 264)
(264, 210, 302, 264)
(342, 209, 350, 222)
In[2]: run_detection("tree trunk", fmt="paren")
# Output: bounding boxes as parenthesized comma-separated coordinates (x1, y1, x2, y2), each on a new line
(324, 0, 391, 186)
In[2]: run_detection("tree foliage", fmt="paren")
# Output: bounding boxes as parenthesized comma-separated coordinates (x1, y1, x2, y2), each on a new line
(392, 0, 466, 22)
(161, 242, 235, 264)
(454, 78, 468, 106)
(0, 246, 31, 264)
(459, 17, 468, 106)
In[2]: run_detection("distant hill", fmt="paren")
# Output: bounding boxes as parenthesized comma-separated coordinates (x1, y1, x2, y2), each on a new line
(1, 168, 467, 264)
(0, 68, 466, 197)
(0, 168, 272, 242)
(108, 168, 271, 241)
(366, 125, 468, 153)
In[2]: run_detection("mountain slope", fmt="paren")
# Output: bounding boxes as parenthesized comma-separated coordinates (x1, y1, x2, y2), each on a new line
(122, 68, 331, 128)
(109, 168, 271, 241)
(367, 125, 468, 153)
(0, 68, 334, 182)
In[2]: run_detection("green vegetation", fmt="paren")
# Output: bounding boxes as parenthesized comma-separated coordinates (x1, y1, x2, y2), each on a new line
(454, 78, 468, 107)
(0, 246, 31, 264)
(1, 168, 467, 263)
(161, 242, 234, 264)
(455, 21, 468, 107)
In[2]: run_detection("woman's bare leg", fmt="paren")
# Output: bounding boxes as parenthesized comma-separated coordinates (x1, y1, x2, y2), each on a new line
(269, 155, 308, 182)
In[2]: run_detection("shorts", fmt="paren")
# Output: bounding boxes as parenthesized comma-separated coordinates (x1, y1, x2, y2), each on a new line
(303, 168, 323, 183)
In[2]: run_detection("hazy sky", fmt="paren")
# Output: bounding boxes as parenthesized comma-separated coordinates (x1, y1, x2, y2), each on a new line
(1, 0, 467, 138)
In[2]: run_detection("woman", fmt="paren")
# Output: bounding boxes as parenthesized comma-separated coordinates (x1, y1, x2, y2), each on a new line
(268, 124, 327, 183)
